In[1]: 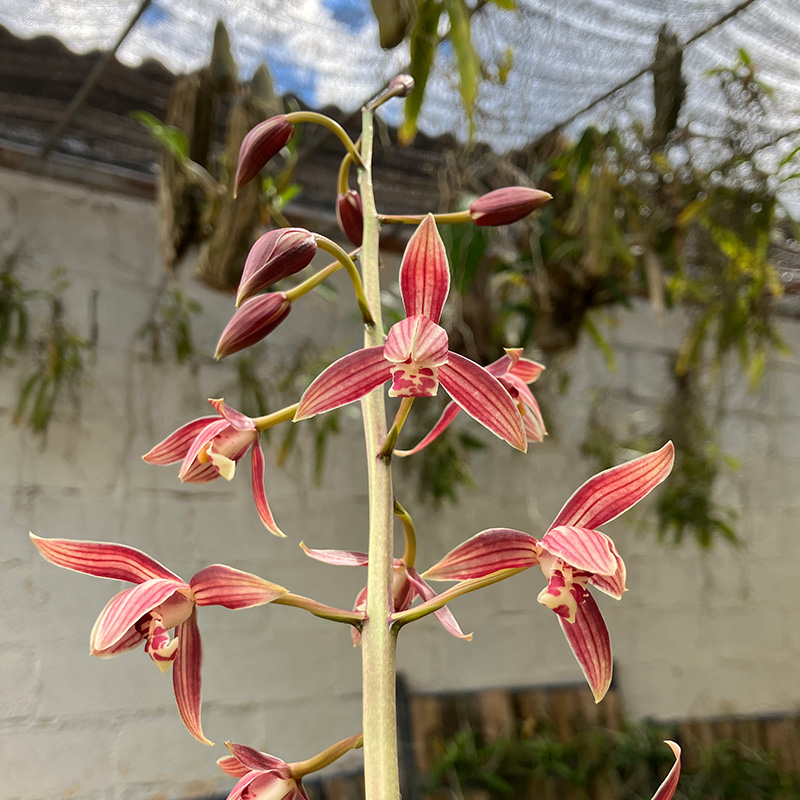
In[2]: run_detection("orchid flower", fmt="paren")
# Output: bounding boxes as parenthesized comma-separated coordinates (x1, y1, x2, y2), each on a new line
(300, 542, 469, 645)
(422, 443, 675, 702)
(143, 398, 283, 537)
(30, 534, 288, 744)
(294, 215, 527, 452)
(219, 734, 363, 800)
(396, 348, 545, 456)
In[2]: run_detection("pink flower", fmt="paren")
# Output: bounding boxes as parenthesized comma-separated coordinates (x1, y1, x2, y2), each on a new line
(336, 190, 363, 247)
(294, 215, 527, 452)
(396, 348, 546, 456)
(215, 294, 292, 359)
(143, 399, 283, 537)
(422, 443, 675, 702)
(30, 534, 288, 744)
(236, 229, 317, 307)
(651, 742, 682, 800)
(235, 115, 295, 196)
(469, 187, 552, 226)
(219, 744, 307, 800)
(218, 734, 363, 800)
(300, 543, 469, 645)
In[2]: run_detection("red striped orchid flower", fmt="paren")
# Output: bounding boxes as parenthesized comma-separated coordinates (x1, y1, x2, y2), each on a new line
(422, 443, 675, 702)
(294, 215, 527, 452)
(218, 734, 363, 800)
(143, 399, 283, 537)
(30, 534, 287, 745)
(396, 348, 546, 456)
(300, 543, 469, 645)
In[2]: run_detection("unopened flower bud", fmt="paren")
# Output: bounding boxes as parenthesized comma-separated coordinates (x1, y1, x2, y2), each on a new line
(469, 187, 552, 227)
(336, 190, 363, 247)
(389, 74, 415, 97)
(237, 228, 317, 306)
(234, 115, 295, 196)
(215, 293, 291, 358)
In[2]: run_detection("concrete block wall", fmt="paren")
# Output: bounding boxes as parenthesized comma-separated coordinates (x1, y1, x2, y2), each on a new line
(1, 167, 799, 798)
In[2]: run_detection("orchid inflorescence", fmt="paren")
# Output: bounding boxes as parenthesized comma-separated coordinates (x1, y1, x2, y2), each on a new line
(32, 76, 681, 799)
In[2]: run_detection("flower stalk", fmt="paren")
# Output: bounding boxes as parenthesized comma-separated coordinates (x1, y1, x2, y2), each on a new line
(285, 110, 364, 168)
(357, 101, 401, 800)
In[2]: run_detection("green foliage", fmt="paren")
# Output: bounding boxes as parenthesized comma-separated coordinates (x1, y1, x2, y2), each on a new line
(426, 720, 800, 799)
(130, 110, 190, 163)
(138, 285, 203, 365)
(1, 264, 92, 433)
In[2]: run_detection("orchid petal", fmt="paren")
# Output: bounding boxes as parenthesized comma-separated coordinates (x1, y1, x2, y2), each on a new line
(651, 741, 682, 800)
(300, 542, 370, 566)
(190, 565, 288, 609)
(485, 348, 521, 377)
(439, 352, 526, 452)
(142, 416, 220, 465)
(423, 529, 540, 581)
(294, 347, 391, 420)
(557, 593, 612, 703)
(30, 534, 181, 583)
(394, 401, 461, 457)
(399, 214, 450, 324)
(384, 316, 449, 366)
(173, 608, 211, 745)
(589, 537, 627, 599)
(209, 399, 256, 431)
(228, 772, 296, 800)
(179, 460, 223, 483)
(550, 442, 675, 530)
(251, 439, 285, 537)
(506, 376, 546, 436)
(509, 357, 545, 384)
(351, 584, 369, 646)
(90, 579, 186, 653)
(179, 419, 231, 480)
(227, 743, 291, 775)
(217, 755, 251, 778)
(540, 526, 617, 576)
(93, 625, 145, 659)
(407, 568, 471, 640)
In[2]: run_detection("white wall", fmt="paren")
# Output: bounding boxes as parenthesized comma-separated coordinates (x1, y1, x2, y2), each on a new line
(1, 167, 798, 799)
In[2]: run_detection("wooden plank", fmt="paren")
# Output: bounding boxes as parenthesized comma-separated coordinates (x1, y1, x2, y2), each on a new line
(477, 689, 515, 741)
(409, 694, 446, 774)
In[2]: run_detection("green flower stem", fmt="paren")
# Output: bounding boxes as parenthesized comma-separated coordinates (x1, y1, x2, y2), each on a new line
(273, 592, 363, 627)
(252, 403, 299, 431)
(393, 500, 416, 569)
(286, 111, 365, 168)
(377, 397, 414, 460)
(284, 250, 374, 328)
(391, 568, 528, 630)
(289, 733, 364, 779)
(358, 102, 400, 800)
(315, 237, 375, 328)
(378, 211, 472, 225)
(338, 149, 355, 196)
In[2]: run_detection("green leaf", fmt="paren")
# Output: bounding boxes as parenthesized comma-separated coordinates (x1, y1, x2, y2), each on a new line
(129, 110, 189, 163)
(444, 0, 481, 136)
(488, 0, 516, 8)
(399, 0, 443, 145)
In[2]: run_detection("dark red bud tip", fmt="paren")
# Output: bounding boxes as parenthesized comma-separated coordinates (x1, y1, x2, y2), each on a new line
(215, 293, 292, 358)
(389, 74, 415, 97)
(237, 228, 317, 306)
(336, 190, 364, 247)
(234, 116, 295, 195)
(469, 187, 552, 227)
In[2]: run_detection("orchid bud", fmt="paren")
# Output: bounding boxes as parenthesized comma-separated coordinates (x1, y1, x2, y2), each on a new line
(469, 187, 552, 227)
(237, 228, 317, 306)
(336, 190, 363, 247)
(234, 115, 295, 195)
(215, 293, 291, 358)
(389, 74, 415, 97)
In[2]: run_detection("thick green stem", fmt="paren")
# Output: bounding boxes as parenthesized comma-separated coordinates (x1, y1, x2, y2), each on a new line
(378, 211, 471, 225)
(358, 104, 400, 800)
